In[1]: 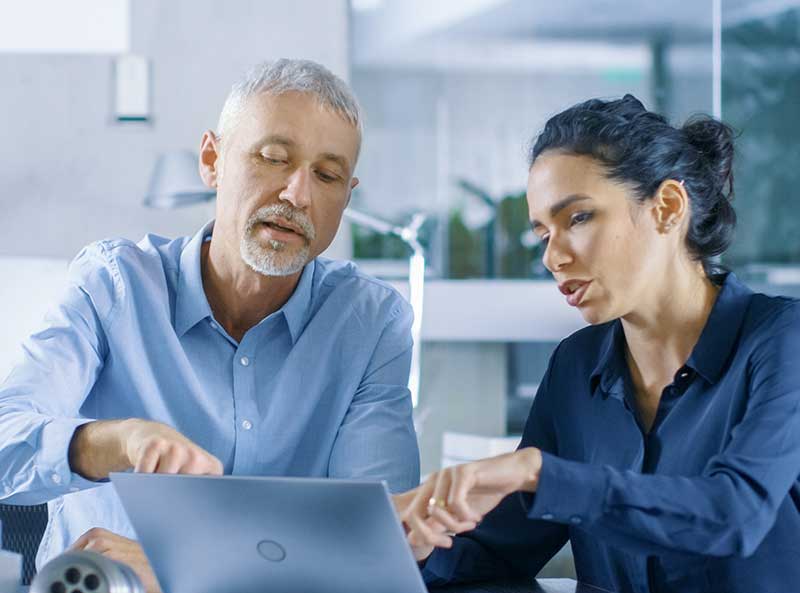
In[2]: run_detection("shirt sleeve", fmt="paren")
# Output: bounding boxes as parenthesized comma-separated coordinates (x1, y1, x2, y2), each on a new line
(423, 344, 570, 586)
(0, 243, 120, 504)
(327, 297, 421, 494)
(526, 301, 800, 558)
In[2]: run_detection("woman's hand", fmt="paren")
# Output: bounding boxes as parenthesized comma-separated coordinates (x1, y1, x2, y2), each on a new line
(393, 490, 439, 562)
(396, 447, 543, 557)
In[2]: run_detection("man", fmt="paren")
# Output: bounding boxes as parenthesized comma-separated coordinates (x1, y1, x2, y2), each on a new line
(0, 59, 419, 590)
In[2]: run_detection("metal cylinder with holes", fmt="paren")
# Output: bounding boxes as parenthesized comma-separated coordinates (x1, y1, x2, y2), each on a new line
(30, 550, 144, 593)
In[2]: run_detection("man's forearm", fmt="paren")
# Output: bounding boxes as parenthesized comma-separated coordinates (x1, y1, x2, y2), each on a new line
(68, 418, 224, 480)
(68, 419, 132, 481)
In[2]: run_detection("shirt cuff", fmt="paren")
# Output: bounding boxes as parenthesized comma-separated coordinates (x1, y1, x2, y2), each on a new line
(522, 451, 609, 527)
(39, 417, 104, 493)
(421, 537, 498, 586)
(421, 540, 471, 585)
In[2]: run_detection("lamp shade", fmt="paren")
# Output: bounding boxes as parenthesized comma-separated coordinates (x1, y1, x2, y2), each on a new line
(144, 150, 216, 208)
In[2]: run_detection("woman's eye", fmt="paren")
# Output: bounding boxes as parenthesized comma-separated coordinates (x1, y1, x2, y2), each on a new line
(570, 211, 593, 226)
(539, 235, 550, 245)
(261, 155, 286, 165)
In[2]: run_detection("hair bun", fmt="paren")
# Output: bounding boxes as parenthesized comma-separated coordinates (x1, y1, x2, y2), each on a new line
(682, 117, 735, 200)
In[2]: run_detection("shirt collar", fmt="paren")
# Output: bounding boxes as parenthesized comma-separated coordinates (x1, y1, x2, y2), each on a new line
(589, 320, 627, 399)
(175, 221, 215, 337)
(175, 221, 316, 343)
(279, 258, 315, 344)
(589, 273, 753, 396)
(686, 272, 752, 384)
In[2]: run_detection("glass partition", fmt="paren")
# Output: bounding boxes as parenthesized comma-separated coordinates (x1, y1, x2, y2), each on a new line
(721, 2, 800, 285)
(349, 0, 714, 279)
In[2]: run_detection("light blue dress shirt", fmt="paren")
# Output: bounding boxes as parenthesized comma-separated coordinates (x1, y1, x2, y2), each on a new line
(0, 222, 420, 566)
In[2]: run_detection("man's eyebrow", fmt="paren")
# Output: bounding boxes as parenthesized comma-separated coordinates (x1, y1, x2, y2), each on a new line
(254, 134, 295, 148)
(530, 194, 593, 228)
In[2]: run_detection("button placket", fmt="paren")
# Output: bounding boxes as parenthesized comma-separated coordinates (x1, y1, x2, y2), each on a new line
(232, 337, 261, 474)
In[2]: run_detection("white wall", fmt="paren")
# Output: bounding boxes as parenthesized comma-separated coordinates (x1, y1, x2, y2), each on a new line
(0, 257, 69, 382)
(0, 0, 351, 260)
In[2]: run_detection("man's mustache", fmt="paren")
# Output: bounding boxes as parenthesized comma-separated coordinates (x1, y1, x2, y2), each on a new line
(247, 205, 316, 242)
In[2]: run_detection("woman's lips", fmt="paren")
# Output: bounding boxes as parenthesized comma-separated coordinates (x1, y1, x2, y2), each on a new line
(560, 280, 592, 307)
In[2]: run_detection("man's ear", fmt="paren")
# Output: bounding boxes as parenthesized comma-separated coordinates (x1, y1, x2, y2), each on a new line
(199, 130, 221, 189)
(651, 178, 688, 233)
(345, 176, 359, 207)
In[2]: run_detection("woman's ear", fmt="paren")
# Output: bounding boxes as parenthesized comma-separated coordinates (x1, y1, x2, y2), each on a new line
(652, 179, 688, 234)
(199, 130, 221, 189)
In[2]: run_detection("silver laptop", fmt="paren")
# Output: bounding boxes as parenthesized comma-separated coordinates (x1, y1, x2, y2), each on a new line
(111, 473, 428, 593)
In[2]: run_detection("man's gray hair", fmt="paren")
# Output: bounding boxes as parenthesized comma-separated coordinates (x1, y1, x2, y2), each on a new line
(217, 58, 363, 141)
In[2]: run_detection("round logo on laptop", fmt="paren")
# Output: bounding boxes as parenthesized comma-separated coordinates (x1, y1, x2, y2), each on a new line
(256, 540, 287, 563)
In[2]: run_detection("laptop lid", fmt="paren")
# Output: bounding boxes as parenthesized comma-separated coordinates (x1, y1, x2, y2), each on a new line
(111, 473, 428, 593)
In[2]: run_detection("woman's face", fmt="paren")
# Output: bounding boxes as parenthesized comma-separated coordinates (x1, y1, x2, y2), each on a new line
(527, 151, 667, 325)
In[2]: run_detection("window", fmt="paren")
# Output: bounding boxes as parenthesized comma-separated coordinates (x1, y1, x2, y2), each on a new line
(0, 0, 129, 54)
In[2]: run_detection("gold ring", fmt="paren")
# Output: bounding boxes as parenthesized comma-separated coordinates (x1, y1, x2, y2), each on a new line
(428, 497, 446, 509)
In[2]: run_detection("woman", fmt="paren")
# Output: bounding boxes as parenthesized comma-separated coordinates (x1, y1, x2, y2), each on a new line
(396, 95, 800, 593)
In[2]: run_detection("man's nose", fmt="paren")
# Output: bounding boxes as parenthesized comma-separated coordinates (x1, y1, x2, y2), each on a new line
(279, 167, 312, 209)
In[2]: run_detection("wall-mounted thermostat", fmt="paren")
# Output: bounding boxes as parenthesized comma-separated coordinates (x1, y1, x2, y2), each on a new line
(114, 54, 150, 122)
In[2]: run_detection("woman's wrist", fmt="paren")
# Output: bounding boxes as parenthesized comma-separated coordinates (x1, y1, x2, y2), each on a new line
(516, 447, 543, 492)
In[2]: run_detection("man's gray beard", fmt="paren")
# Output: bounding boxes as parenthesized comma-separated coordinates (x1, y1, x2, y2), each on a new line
(240, 206, 315, 277)
(240, 234, 309, 276)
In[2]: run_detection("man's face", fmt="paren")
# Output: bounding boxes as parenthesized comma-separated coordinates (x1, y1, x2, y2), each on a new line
(202, 91, 360, 276)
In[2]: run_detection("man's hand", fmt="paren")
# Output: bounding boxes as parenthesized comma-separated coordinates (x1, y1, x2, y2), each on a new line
(122, 419, 223, 475)
(69, 418, 223, 480)
(70, 528, 161, 593)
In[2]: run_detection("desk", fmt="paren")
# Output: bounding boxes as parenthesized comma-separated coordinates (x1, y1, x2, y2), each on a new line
(19, 580, 610, 593)
(431, 579, 612, 593)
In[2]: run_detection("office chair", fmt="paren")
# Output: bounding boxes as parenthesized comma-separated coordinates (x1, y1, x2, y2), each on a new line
(0, 503, 48, 585)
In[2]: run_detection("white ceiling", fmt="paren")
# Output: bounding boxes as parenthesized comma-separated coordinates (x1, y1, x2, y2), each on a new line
(351, 0, 800, 68)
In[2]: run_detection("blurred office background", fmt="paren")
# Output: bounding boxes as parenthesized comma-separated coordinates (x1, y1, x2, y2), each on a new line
(1, 0, 799, 577)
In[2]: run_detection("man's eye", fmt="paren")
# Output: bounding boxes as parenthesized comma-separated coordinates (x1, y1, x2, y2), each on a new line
(539, 235, 550, 245)
(261, 155, 286, 165)
(316, 170, 339, 183)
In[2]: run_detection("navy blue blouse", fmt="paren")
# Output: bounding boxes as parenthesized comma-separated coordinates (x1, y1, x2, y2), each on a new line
(424, 274, 800, 593)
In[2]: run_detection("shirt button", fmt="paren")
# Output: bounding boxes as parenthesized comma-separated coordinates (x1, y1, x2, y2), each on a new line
(209, 320, 218, 330)
(51, 473, 62, 485)
(241, 420, 253, 431)
(240, 356, 250, 367)
(679, 371, 689, 379)
(541, 513, 554, 520)
(570, 516, 582, 525)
